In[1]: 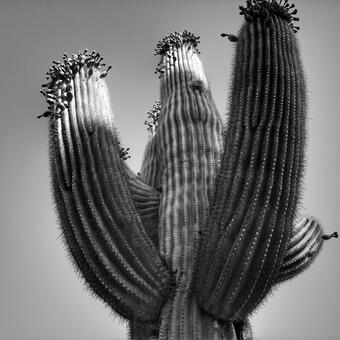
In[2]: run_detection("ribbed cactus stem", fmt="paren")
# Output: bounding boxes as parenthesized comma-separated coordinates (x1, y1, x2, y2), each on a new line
(196, 0, 307, 321)
(43, 51, 171, 322)
(125, 165, 160, 247)
(140, 133, 162, 190)
(153, 31, 244, 340)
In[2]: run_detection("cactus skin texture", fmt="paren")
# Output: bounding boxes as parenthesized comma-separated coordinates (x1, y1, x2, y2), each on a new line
(40, 1, 337, 339)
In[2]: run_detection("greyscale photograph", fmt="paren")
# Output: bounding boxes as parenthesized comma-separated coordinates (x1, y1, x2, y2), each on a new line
(0, 0, 339, 339)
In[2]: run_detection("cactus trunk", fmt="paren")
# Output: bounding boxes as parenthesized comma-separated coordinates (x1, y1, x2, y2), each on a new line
(156, 41, 226, 339)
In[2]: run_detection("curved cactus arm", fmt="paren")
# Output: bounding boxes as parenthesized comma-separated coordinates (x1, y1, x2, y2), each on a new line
(43, 51, 171, 322)
(196, 1, 307, 321)
(275, 216, 335, 283)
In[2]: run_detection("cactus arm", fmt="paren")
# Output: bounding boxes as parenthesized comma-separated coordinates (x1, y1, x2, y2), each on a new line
(127, 103, 162, 338)
(43, 51, 171, 322)
(196, 1, 307, 321)
(275, 216, 336, 283)
(140, 134, 161, 189)
(125, 165, 160, 247)
(140, 102, 162, 189)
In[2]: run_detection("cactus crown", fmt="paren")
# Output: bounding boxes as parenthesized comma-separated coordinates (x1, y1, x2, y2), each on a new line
(43, 50, 109, 86)
(239, 0, 300, 32)
(39, 50, 111, 119)
(154, 30, 200, 56)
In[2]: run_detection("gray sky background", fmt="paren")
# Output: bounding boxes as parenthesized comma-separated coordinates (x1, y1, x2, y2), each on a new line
(0, 0, 339, 339)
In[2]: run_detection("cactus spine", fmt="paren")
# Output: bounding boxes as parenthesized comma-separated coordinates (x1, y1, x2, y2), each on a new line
(40, 1, 337, 339)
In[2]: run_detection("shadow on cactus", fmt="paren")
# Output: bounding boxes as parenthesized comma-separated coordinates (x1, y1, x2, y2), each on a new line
(39, 1, 337, 339)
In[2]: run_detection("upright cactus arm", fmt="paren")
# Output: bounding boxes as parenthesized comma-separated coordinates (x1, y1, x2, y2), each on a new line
(43, 51, 171, 322)
(196, 0, 307, 321)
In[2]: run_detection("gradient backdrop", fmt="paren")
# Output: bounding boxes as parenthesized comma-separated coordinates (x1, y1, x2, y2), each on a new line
(0, 0, 339, 339)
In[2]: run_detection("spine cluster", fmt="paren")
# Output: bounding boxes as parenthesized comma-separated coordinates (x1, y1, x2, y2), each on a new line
(239, 0, 300, 32)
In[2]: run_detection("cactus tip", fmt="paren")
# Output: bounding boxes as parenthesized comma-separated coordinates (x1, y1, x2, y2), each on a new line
(154, 30, 200, 57)
(39, 50, 108, 119)
(239, 0, 300, 33)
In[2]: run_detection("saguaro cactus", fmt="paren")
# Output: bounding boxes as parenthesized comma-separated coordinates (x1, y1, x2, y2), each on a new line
(40, 1, 337, 339)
